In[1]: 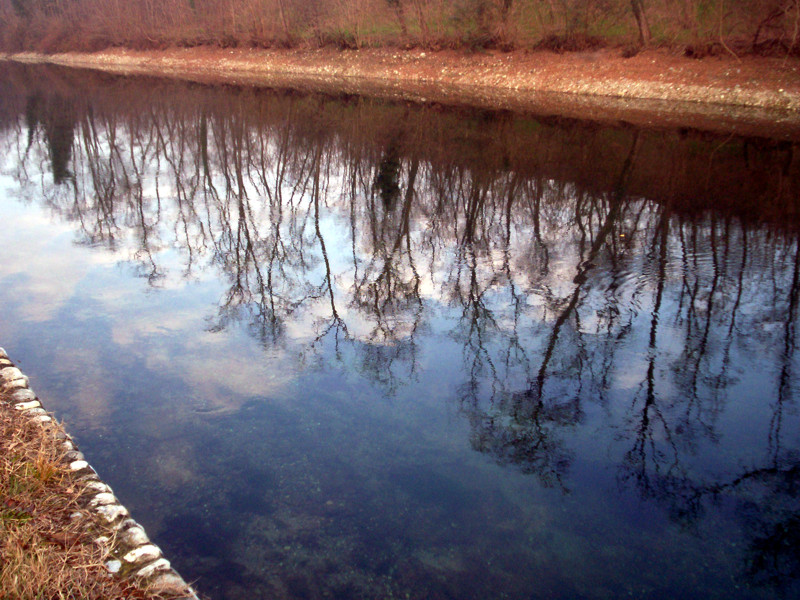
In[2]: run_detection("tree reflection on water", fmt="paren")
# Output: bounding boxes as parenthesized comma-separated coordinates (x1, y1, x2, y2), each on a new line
(1, 62, 799, 597)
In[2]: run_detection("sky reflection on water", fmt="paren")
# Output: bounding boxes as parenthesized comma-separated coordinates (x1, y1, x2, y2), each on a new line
(1, 63, 799, 599)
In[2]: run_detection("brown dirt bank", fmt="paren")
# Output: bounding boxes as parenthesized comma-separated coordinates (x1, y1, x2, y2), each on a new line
(3, 46, 800, 138)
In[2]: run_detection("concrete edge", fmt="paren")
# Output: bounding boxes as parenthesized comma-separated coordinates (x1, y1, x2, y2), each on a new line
(0, 347, 201, 600)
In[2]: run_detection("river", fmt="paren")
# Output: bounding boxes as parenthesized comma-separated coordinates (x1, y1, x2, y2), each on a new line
(1, 62, 799, 599)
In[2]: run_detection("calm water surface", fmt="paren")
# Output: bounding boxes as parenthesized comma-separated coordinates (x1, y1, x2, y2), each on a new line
(1, 63, 799, 599)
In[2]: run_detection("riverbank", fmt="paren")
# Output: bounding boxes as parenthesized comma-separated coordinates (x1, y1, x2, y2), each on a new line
(4, 46, 800, 138)
(0, 349, 200, 600)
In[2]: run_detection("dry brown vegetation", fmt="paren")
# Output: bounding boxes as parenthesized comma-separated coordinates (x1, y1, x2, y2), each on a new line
(0, 396, 176, 600)
(0, 0, 798, 57)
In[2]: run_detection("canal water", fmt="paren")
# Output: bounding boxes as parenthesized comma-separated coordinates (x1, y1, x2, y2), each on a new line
(1, 62, 799, 600)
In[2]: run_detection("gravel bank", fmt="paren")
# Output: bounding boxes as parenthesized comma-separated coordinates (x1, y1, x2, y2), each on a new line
(3, 46, 800, 137)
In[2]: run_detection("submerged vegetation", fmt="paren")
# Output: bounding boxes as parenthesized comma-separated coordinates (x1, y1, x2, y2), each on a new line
(0, 0, 798, 57)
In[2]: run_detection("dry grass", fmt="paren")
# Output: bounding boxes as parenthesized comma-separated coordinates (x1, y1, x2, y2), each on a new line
(0, 396, 175, 600)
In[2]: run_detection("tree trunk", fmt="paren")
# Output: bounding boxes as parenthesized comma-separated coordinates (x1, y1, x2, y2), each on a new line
(388, 0, 408, 36)
(276, 0, 290, 42)
(631, 0, 651, 46)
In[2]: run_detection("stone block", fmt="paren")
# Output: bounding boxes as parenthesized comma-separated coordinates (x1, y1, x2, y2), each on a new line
(123, 544, 161, 564)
